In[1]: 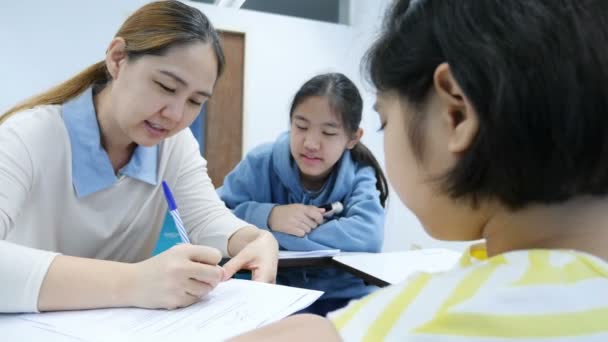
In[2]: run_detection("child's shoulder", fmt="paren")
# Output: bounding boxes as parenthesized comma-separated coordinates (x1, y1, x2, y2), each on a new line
(338, 151, 376, 178)
(330, 247, 608, 340)
(247, 141, 275, 157)
(242, 142, 275, 168)
(245, 133, 289, 162)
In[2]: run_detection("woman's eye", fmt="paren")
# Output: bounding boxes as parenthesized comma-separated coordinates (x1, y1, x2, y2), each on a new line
(323, 132, 338, 136)
(156, 81, 176, 93)
(189, 99, 202, 106)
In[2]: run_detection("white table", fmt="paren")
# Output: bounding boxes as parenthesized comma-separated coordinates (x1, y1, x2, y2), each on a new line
(332, 248, 462, 287)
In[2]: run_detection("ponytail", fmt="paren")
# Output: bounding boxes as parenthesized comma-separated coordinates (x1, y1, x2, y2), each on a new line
(0, 61, 108, 124)
(351, 142, 389, 207)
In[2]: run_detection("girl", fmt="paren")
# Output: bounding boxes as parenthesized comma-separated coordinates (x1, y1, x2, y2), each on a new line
(232, 0, 608, 340)
(218, 73, 388, 316)
(0, 1, 278, 313)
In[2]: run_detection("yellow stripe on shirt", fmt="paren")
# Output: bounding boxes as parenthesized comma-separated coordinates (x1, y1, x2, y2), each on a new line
(362, 273, 431, 341)
(514, 251, 600, 285)
(331, 247, 608, 341)
(411, 308, 608, 337)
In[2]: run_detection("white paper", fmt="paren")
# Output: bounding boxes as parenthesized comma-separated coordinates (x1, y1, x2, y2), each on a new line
(278, 249, 340, 259)
(334, 248, 462, 285)
(0, 279, 323, 342)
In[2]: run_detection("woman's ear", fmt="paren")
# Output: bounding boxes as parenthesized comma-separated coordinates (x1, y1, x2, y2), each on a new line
(346, 128, 364, 149)
(433, 63, 479, 154)
(105, 37, 128, 80)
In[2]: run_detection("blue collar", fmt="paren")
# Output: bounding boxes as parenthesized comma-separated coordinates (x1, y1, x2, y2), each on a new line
(62, 88, 158, 198)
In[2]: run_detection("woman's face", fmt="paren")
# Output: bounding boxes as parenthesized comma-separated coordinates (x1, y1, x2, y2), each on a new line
(104, 40, 218, 147)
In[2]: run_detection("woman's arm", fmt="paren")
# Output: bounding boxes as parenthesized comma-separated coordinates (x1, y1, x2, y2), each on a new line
(37, 243, 227, 312)
(223, 226, 278, 282)
(37, 254, 133, 311)
(168, 131, 279, 282)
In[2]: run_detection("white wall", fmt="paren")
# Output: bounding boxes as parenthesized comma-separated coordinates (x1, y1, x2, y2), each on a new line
(184, 1, 357, 153)
(0, 0, 150, 113)
(0, 0, 472, 253)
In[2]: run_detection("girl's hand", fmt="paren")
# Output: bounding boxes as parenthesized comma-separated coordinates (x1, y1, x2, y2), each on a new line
(268, 204, 325, 237)
(128, 244, 224, 310)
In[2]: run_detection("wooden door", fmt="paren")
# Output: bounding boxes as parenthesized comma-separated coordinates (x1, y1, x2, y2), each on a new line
(204, 31, 245, 187)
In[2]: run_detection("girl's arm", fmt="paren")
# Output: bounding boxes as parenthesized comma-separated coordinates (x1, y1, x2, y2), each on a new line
(272, 166, 385, 252)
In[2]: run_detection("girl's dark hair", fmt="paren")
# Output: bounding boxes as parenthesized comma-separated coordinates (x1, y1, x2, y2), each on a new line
(290, 73, 389, 207)
(365, 0, 608, 210)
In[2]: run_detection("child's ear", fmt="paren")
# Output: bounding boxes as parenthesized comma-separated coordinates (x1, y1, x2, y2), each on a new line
(105, 37, 128, 80)
(434, 63, 479, 154)
(346, 128, 364, 149)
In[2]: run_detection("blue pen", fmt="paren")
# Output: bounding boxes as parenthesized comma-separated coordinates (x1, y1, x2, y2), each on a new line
(161, 180, 191, 244)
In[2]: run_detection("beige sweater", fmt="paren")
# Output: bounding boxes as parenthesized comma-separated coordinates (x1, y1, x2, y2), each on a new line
(0, 105, 248, 312)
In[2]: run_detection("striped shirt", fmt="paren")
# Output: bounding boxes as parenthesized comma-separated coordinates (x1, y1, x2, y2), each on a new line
(328, 245, 608, 341)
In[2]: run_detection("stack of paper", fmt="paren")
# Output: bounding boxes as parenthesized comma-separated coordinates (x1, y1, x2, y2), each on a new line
(278, 249, 340, 259)
(0, 279, 323, 342)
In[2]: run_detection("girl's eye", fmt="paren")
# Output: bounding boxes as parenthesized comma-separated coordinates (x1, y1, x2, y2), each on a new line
(156, 81, 176, 93)
(377, 122, 387, 132)
(296, 125, 307, 130)
(189, 99, 202, 106)
(323, 132, 338, 136)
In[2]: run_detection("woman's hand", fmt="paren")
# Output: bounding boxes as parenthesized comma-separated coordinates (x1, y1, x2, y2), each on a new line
(223, 227, 278, 283)
(268, 204, 325, 237)
(128, 244, 224, 310)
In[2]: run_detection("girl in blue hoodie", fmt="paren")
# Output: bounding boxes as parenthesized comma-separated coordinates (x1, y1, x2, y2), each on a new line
(217, 73, 388, 316)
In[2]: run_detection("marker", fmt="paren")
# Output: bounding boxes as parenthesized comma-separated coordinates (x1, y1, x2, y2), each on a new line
(161, 180, 190, 244)
(318, 201, 344, 218)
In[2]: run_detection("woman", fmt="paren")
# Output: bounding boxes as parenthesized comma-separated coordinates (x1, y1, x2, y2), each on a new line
(0, 0, 277, 313)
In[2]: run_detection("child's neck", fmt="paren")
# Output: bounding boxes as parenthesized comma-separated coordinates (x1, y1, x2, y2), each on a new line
(300, 169, 332, 192)
(482, 196, 608, 261)
(301, 177, 325, 192)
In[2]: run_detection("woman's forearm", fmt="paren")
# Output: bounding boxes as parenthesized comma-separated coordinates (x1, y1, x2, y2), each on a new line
(227, 226, 266, 257)
(38, 255, 135, 311)
(222, 226, 278, 283)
